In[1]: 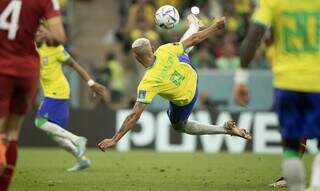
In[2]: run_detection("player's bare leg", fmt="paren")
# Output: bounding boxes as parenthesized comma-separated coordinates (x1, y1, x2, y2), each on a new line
(35, 118, 90, 171)
(172, 120, 252, 140)
(0, 114, 24, 190)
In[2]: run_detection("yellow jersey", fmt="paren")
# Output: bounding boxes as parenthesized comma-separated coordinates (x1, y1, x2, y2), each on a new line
(136, 43, 198, 106)
(252, 0, 320, 92)
(37, 44, 70, 99)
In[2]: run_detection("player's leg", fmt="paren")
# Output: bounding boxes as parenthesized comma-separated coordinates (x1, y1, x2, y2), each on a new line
(0, 74, 38, 190)
(309, 141, 320, 191)
(269, 139, 307, 188)
(168, 88, 251, 139)
(305, 93, 320, 191)
(0, 75, 15, 174)
(282, 139, 305, 191)
(180, 14, 204, 54)
(274, 89, 305, 191)
(35, 97, 87, 157)
(0, 114, 24, 189)
(51, 136, 91, 172)
(34, 97, 90, 171)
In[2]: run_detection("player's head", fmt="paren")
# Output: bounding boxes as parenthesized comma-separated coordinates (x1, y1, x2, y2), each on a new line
(132, 38, 154, 67)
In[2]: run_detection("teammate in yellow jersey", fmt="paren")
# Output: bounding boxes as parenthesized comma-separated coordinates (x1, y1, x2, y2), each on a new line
(98, 16, 251, 153)
(35, 26, 108, 171)
(233, 0, 320, 190)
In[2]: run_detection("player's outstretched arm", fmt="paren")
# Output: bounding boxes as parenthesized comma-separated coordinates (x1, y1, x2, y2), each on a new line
(234, 23, 266, 106)
(66, 57, 109, 98)
(98, 102, 146, 151)
(182, 17, 226, 49)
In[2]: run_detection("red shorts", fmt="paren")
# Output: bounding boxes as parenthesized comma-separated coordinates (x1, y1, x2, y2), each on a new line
(0, 74, 38, 117)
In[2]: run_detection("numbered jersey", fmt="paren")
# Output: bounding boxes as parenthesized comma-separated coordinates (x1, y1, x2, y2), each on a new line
(0, 0, 60, 77)
(252, 0, 320, 92)
(136, 43, 198, 106)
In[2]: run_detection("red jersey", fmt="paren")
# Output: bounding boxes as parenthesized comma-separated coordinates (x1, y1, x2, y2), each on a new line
(0, 0, 60, 77)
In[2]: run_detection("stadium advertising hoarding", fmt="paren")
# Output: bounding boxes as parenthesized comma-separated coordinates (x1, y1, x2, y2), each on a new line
(20, 109, 319, 154)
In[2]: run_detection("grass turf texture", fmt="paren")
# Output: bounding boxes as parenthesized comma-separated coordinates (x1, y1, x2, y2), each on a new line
(11, 148, 313, 191)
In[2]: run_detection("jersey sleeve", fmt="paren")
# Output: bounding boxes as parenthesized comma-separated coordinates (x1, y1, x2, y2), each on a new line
(41, 0, 61, 19)
(251, 0, 273, 27)
(136, 76, 159, 104)
(57, 46, 70, 63)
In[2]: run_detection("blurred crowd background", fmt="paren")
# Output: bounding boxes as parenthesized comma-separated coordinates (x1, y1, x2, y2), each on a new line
(46, 0, 274, 111)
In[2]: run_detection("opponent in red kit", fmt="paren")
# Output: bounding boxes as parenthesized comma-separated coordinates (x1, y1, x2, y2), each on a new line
(0, 0, 66, 189)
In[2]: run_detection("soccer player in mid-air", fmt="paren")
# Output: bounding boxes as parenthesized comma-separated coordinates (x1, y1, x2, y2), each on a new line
(0, 0, 66, 190)
(35, 25, 108, 171)
(233, 0, 320, 190)
(98, 16, 252, 152)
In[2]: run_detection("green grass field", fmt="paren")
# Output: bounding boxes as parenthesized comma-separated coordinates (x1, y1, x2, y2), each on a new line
(10, 148, 313, 191)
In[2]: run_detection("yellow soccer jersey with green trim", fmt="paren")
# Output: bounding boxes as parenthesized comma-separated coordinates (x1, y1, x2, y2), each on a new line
(37, 44, 70, 99)
(136, 42, 198, 106)
(252, 0, 320, 92)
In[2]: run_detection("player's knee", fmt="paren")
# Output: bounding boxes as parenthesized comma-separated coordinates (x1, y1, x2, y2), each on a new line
(283, 139, 300, 151)
(172, 122, 186, 132)
(34, 117, 47, 129)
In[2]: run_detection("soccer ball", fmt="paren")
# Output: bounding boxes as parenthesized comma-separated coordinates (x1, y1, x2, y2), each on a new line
(155, 5, 180, 29)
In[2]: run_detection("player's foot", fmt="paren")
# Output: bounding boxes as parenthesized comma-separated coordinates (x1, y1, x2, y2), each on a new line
(224, 121, 252, 140)
(74, 137, 87, 158)
(268, 177, 287, 188)
(67, 158, 91, 172)
(187, 14, 204, 28)
(0, 135, 7, 175)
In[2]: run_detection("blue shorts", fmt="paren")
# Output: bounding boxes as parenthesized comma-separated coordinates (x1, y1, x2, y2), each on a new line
(37, 97, 69, 129)
(167, 54, 198, 124)
(274, 88, 320, 139)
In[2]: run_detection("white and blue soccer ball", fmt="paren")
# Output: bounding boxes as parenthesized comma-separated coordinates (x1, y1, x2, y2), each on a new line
(155, 5, 180, 29)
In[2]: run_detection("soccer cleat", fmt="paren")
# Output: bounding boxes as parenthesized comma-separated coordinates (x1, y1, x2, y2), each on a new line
(268, 177, 287, 188)
(74, 137, 87, 158)
(224, 121, 252, 140)
(187, 14, 204, 28)
(67, 158, 91, 172)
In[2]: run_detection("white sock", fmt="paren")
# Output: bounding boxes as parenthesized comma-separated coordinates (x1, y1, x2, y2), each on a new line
(39, 121, 79, 144)
(180, 23, 199, 53)
(52, 136, 86, 161)
(182, 120, 227, 135)
(52, 136, 78, 157)
(311, 154, 320, 191)
(283, 158, 305, 191)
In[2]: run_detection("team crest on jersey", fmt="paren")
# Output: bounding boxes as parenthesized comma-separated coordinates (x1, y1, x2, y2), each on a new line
(138, 90, 146, 100)
(43, 56, 48, 64)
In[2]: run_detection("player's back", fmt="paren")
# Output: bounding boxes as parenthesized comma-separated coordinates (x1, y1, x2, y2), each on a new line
(253, 0, 320, 92)
(0, 0, 60, 77)
(137, 43, 198, 106)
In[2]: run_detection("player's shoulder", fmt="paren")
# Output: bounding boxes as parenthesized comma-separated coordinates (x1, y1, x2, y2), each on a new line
(255, 0, 278, 8)
(157, 42, 182, 51)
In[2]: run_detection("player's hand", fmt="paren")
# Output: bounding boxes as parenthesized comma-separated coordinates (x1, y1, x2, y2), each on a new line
(234, 83, 249, 106)
(90, 83, 109, 98)
(98, 138, 116, 152)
